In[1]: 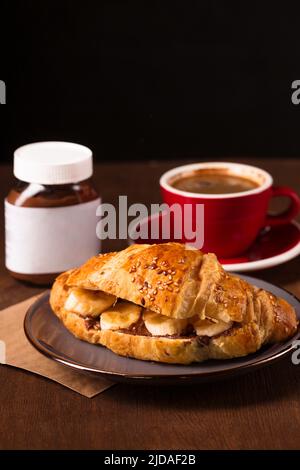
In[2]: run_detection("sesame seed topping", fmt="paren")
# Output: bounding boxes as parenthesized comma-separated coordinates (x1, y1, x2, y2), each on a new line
(167, 286, 173, 292)
(131, 276, 136, 282)
(175, 288, 180, 293)
(206, 316, 218, 324)
(171, 270, 176, 275)
(174, 281, 180, 286)
(163, 271, 168, 276)
(166, 280, 173, 285)
(158, 286, 164, 291)
(153, 289, 157, 295)
(157, 269, 163, 274)
(157, 281, 162, 285)
(168, 275, 173, 280)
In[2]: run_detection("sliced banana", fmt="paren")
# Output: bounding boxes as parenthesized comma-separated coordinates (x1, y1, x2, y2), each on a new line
(191, 317, 232, 337)
(100, 301, 141, 331)
(64, 288, 116, 317)
(143, 309, 188, 336)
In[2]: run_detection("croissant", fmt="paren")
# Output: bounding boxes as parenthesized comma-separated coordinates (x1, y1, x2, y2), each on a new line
(50, 243, 298, 364)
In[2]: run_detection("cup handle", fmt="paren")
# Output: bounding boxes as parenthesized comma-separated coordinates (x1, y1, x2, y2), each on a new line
(265, 186, 300, 227)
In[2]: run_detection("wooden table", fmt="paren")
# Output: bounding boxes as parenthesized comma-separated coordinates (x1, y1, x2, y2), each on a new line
(0, 159, 300, 450)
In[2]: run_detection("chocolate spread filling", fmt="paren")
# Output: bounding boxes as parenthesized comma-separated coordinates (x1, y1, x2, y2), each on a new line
(84, 317, 100, 331)
(83, 310, 236, 343)
(119, 316, 151, 336)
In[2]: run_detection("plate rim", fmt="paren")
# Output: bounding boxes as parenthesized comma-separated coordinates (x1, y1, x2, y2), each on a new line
(24, 276, 300, 381)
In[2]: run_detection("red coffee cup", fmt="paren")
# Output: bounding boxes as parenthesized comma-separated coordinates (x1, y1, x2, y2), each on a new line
(160, 162, 300, 258)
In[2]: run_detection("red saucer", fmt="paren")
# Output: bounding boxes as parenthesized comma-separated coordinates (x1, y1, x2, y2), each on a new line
(128, 213, 300, 272)
(219, 221, 300, 271)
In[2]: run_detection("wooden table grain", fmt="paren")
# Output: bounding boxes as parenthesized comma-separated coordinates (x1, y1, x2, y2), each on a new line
(0, 159, 300, 450)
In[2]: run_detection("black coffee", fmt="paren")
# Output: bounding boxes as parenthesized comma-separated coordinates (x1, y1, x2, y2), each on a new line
(171, 171, 259, 194)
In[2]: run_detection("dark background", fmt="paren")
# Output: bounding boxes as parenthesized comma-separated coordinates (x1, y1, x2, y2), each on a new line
(1, 1, 300, 163)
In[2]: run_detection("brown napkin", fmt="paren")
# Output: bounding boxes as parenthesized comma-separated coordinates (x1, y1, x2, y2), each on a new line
(0, 295, 114, 397)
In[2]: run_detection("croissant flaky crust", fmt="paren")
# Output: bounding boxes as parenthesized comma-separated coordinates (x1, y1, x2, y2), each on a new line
(50, 243, 298, 364)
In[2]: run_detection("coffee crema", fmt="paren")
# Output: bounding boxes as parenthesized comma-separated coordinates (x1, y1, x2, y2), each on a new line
(171, 170, 259, 194)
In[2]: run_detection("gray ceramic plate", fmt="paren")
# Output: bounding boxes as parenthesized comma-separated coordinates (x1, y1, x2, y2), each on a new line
(24, 275, 300, 384)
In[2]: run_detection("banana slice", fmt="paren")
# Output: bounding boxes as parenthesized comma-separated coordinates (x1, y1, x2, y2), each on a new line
(191, 317, 233, 337)
(100, 301, 141, 331)
(143, 309, 188, 336)
(64, 288, 116, 317)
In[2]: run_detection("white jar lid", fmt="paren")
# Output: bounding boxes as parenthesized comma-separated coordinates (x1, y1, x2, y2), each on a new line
(14, 141, 93, 184)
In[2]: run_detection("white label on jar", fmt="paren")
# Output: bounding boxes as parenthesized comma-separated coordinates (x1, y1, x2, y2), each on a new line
(5, 198, 101, 274)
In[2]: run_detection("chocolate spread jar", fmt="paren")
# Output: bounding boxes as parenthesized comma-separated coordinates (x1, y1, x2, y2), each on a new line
(5, 141, 101, 285)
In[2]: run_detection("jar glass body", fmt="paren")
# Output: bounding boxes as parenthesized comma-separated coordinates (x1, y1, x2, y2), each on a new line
(5, 178, 100, 285)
